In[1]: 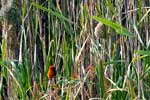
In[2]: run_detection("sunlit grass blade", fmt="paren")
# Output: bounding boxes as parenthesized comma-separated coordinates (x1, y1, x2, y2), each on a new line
(92, 16, 133, 37)
(136, 50, 150, 56)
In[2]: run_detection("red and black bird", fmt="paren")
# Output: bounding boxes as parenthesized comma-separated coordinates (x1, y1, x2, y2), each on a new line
(47, 65, 56, 79)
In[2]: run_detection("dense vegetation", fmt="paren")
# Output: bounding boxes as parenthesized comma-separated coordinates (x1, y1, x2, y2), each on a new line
(0, 0, 150, 99)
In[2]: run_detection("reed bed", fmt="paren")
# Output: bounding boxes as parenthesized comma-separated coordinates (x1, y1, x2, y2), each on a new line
(0, 0, 150, 99)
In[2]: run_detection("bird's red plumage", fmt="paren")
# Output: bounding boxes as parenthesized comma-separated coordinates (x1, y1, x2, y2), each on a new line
(47, 65, 56, 79)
